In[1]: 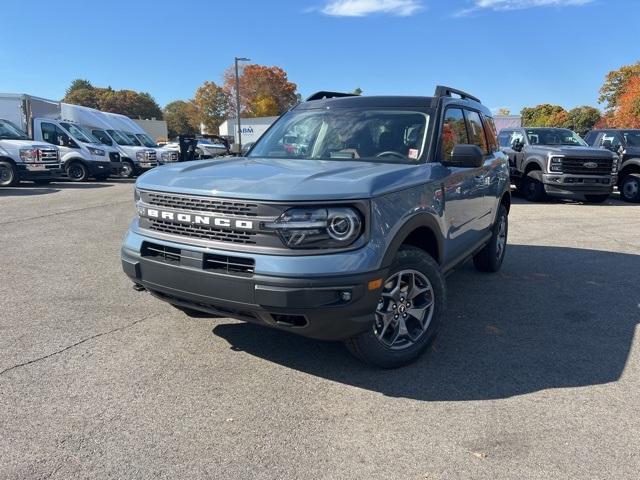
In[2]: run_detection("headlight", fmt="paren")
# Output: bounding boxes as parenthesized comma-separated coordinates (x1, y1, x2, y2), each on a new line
(136, 151, 145, 161)
(612, 157, 619, 173)
(87, 146, 105, 156)
(161, 152, 170, 161)
(134, 187, 140, 203)
(19, 148, 39, 162)
(265, 207, 363, 249)
(549, 156, 563, 173)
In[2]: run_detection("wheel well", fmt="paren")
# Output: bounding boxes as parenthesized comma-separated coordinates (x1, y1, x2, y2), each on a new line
(620, 163, 640, 178)
(525, 162, 541, 174)
(401, 227, 440, 264)
(500, 191, 511, 213)
(0, 156, 16, 166)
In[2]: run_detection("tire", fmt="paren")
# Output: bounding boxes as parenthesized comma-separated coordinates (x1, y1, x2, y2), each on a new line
(473, 204, 508, 273)
(33, 179, 52, 185)
(344, 246, 446, 369)
(523, 174, 546, 202)
(0, 160, 18, 187)
(619, 174, 640, 203)
(66, 161, 88, 182)
(120, 160, 135, 178)
(584, 194, 609, 204)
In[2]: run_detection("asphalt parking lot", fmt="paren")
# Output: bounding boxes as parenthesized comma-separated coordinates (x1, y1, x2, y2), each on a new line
(1, 180, 639, 480)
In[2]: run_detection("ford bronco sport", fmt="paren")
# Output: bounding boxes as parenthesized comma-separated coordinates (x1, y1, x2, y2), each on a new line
(498, 127, 618, 203)
(122, 86, 511, 368)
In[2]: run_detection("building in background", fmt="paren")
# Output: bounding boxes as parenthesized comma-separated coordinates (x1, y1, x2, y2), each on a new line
(218, 116, 279, 144)
(494, 115, 522, 132)
(133, 119, 168, 142)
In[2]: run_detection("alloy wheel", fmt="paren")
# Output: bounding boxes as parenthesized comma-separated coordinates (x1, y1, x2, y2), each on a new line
(496, 213, 507, 260)
(0, 164, 13, 185)
(68, 165, 84, 180)
(374, 269, 435, 350)
(622, 177, 639, 199)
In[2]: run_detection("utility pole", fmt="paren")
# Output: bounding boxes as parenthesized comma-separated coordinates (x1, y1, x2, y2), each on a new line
(234, 57, 250, 153)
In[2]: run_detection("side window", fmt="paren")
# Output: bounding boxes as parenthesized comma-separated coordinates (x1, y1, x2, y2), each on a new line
(92, 130, 113, 146)
(465, 110, 489, 154)
(510, 130, 525, 145)
(600, 133, 621, 148)
(441, 108, 468, 161)
(41, 122, 60, 146)
(497, 131, 512, 148)
(584, 131, 597, 145)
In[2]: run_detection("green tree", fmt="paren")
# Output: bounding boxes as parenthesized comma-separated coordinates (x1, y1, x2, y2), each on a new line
(599, 62, 640, 112)
(353, 87, 363, 95)
(193, 81, 230, 135)
(563, 106, 602, 135)
(65, 79, 93, 97)
(164, 100, 199, 138)
(64, 87, 100, 109)
(521, 104, 568, 127)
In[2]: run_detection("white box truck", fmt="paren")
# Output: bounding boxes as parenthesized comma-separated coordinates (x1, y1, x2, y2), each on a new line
(0, 94, 121, 182)
(61, 103, 164, 178)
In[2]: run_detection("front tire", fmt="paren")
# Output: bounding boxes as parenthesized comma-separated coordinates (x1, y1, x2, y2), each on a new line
(344, 246, 445, 369)
(523, 174, 546, 202)
(474, 204, 508, 273)
(619, 174, 640, 203)
(120, 160, 135, 178)
(66, 161, 88, 182)
(584, 194, 609, 204)
(0, 160, 18, 187)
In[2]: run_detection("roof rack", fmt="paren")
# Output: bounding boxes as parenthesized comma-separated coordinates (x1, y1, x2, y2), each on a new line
(434, 85, 480, 104)
(306, 91, 359, 102)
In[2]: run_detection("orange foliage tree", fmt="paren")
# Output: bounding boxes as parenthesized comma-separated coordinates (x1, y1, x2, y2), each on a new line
(611, 76, 640, 128)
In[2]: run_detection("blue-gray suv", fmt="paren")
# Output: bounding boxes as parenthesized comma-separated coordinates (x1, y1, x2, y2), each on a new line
(121, 86, 511, 368)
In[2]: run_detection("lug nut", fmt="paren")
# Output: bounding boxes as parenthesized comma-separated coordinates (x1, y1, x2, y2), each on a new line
(394, 314, 399, 320)
(400, 297, 405, 302)
(403, 313, 408, 318)
(392, 304, 397, 309)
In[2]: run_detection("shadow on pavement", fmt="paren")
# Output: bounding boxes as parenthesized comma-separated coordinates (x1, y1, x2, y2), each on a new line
(0, 179, 131, 197)
(510, 191, 634, 207)
(213, 245, 640, 401)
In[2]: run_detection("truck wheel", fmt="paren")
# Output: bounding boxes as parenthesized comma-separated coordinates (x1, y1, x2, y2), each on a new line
(120, 160, 135, 178)
(620, 174, 640, 202)
(584, 194, 609, 204)
(344, 246, 445, 369)
(523, 175, 546, 202)
(473, 204, 508, 273)
(66, 161, 88, 182)
(0, 161, 18, 187)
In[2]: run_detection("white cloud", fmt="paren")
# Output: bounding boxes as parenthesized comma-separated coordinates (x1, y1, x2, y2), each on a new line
(321, 0, 423, 17)
(458, 0, 593, 15)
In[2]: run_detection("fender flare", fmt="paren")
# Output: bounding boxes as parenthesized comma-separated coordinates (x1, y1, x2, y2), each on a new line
(620, 158, 640, 174)
(381, 213, 444, 268)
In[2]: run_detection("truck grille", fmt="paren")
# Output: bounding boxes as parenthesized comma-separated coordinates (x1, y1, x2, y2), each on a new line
(109, 152, 121, 163)
(561, 157, 612, 175)
(146, 150, 157, 161)
(37, 148, 59, 163)
(204, 253, 255, 275)
(146, 218, 257, 244)
(142, 191, 259, 217)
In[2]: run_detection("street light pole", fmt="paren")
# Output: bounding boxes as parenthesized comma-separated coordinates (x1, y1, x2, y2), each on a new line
(234, 56, 250, 154)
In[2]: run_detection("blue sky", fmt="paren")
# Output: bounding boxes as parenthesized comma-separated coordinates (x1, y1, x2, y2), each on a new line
(1, 0, 638, 114)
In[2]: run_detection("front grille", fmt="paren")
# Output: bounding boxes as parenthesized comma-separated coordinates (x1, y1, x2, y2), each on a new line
(204, 253, 255, 275)
(109, 152, 121, 163)
(38, 148, 58, 163)
(561, 157, 612, 175)
(147, 218, 257, 244)
(143, 191, 259, 217)
(141, 242, 181, 264)
(146, 151, 157, 161)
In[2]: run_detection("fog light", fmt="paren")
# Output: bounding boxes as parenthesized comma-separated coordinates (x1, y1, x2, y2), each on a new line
(340, 291, 352, 302)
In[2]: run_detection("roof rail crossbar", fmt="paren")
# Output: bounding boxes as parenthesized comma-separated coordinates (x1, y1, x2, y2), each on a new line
(306, 91, 358, 102)
(434, 85, 480, 104)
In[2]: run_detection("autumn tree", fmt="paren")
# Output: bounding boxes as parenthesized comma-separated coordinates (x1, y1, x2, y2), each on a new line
(164, 100, 199, 138)
(521, 104, 568, 127)
(223, 64, 298, 118)
(64, 87, 100, 110)
(610, 76, 640, 128)
(563, 106, 602, 135)
(65, 79, 94, 97)
(497, 108, 511, 116)
(599, 62, 640, 112)
(193, 81, 230, 135)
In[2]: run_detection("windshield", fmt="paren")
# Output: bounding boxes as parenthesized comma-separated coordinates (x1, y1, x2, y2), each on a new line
(107, 129, 137, 146)
(622, 130, 640, 147)
(135, 133, 157, 148)
(0, 119, 29, 140)
(248, 108, 430, 164)
(60, 122, 100, 144)
(124, 132, 143, 146)
(525, 128, 587, 146)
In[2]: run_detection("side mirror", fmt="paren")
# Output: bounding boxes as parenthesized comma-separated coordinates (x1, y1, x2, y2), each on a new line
(511, 139, 524, 152)
(59, 134, 70, 147)
(445, 144, 484, 168)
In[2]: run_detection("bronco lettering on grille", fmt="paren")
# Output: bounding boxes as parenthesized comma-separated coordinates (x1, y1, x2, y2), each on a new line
(142, 207, 254, 230)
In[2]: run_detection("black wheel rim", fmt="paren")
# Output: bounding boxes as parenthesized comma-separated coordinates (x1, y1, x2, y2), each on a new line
(121, 163, 133, 177)
(623, 177, 639, 199)
(0, 164, 13, 185)
(374, 269, 435, 350)
(68, 165, 84, 179)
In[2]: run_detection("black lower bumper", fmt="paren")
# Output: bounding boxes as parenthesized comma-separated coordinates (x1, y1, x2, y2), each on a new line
(122, 249, 386, 341)
(543, 174, 615, 196)
(16, 164, 62, 180)
(85, 161, 113, 177)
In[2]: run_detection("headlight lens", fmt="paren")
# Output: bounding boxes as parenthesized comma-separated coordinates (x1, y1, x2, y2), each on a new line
(549, 156, 563, 173)
(87, 146, 105, 156)
(161, 152, 170, 161)
(265, 207, 363, 249)
(612, 157, 619, 173)
(136, 151, 145, 161)
(19, 148, 39, 162)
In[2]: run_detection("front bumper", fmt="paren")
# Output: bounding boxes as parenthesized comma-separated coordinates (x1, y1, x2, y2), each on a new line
(17, 163, 62, 180)
(121, 233, 386, 341)
(542, 174, 616, 195)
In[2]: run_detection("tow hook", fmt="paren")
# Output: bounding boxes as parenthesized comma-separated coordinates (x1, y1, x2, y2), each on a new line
(133, 283, 145, 292)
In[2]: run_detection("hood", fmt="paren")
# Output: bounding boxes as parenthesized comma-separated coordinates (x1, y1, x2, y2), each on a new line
(136, 157, 426, 201)
(0, 139, 51, 149)
(531, 145, 615, 158)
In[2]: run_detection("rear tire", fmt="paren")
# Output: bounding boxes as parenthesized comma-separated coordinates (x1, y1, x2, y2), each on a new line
(523, 174, 546, 202)
(0, 160, 18, 187)
(344, 246, 445, 369)
(120, 160, 135, 178)
(66, 161, 88, 182)
(584, 194, 609, 204)
(619, 174, 640, 203)
(473, 204, 508, 273)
